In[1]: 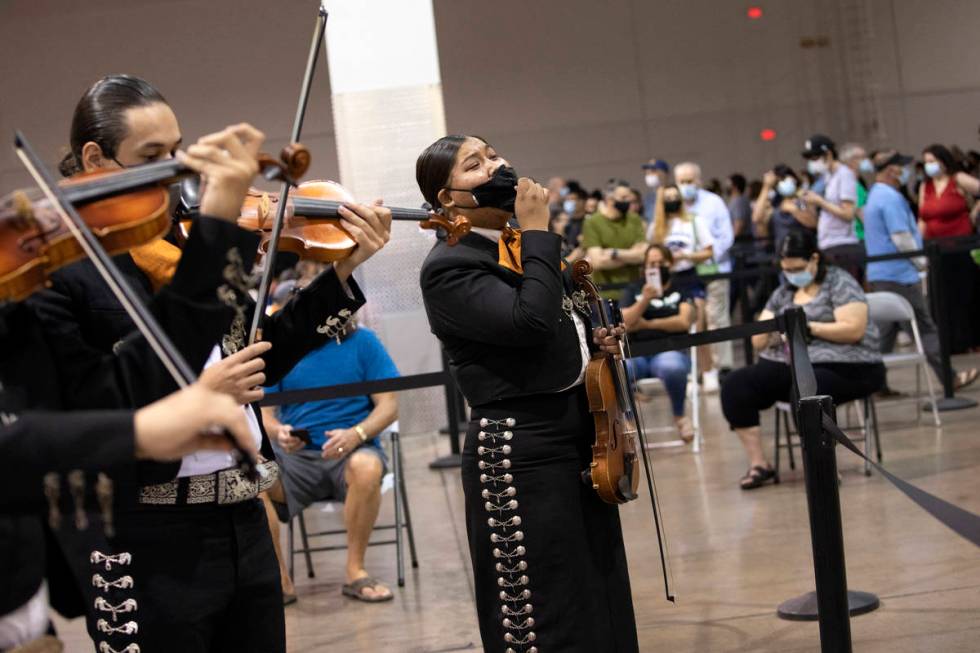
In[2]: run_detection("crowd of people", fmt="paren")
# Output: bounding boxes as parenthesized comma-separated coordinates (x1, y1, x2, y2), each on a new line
(546, 132, 980, 468)
(4, 66, 980, 653)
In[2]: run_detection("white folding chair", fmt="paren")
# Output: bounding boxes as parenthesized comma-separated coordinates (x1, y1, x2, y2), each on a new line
(865, 291, 941, 427)
(636, 322, 703, 452)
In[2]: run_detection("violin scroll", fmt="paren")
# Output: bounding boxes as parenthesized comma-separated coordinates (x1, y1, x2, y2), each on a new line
(256, 143, 311, 186)
(421, 214, 471, 245)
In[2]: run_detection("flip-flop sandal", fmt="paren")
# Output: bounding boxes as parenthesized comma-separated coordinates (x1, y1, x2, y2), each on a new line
(283, 593, 298, 607)
(342, 576, 393, 603)
(740, 465, 776, 490)
(955, 369, 979, 391)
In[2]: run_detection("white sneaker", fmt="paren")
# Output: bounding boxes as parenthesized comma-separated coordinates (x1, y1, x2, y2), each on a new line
(702, 369, 720, 394)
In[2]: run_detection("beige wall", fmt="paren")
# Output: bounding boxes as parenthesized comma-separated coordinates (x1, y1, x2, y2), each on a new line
(2, 0, 979, 190)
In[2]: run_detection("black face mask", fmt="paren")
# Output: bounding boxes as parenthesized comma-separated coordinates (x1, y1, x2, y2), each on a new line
(663, 200, 682, 214)
(445, 165, 518, 213)
(613, 200, 632, 216)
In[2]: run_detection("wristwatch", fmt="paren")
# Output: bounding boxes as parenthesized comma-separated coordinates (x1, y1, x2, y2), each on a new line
(354, 425, 368, 442)
(611, 248, 619, 260)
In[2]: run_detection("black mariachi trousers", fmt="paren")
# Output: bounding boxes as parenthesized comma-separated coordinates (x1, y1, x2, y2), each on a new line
(462, 386, 639, 653)
(79, 499, 284, 653)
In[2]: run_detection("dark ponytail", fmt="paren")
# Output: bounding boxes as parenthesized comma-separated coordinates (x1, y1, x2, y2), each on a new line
(59, 75, 168, 177)
(415, 134, 486, 211)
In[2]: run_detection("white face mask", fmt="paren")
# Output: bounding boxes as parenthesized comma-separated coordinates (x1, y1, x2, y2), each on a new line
(777, 178, 798, 197)
(645, 173, 661, 189)
(858, 158, 874, 175)
(924, 161, 942, 178)
(807, 159, 829, 176)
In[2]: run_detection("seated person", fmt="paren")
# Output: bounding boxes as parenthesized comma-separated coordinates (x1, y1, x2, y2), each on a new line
(261, 315, 399, 603)
(620, 245, 697, 442)
(720, 231, 885, 490)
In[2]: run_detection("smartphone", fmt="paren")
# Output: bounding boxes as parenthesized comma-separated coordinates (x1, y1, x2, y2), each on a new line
(644, 266, 662, 297)
(290, 428, 311, 446)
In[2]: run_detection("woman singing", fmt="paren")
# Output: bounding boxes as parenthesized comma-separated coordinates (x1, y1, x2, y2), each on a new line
(417, 135, 639, 652)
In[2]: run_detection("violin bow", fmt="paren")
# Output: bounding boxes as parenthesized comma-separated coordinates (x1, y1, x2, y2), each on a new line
(612, 300, 677, 602)
(14, 131, 261, 481)
(247, 2, 328, 345)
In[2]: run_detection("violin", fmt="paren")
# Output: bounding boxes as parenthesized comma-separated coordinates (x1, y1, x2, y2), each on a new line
(573, 258, 676, 601)
(231, 180, 471, 262)
(573, 260, 640, 504)
(12, 130, 262, 481)
(0, 144, 309, 303)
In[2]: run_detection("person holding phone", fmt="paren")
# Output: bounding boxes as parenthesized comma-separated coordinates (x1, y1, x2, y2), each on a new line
(619, 245, 698, 442)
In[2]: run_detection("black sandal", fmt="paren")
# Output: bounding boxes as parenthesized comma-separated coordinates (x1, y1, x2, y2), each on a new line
(740, 465, 776, 490)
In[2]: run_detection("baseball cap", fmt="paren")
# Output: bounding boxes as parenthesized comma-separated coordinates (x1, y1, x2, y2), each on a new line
(872, 149, 913, 171)
(642, 159, 670, 172)
(801, 134, 836, 158)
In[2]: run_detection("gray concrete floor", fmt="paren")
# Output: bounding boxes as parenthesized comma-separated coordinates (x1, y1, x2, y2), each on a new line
(54, 354, 980, 652)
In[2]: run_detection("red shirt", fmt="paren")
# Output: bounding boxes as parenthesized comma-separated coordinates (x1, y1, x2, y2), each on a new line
(919, 178, 973, 239)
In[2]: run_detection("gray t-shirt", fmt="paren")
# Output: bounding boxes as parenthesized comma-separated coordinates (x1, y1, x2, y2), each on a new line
(818, 164, 859, 249)
(761, 266, 881, 364)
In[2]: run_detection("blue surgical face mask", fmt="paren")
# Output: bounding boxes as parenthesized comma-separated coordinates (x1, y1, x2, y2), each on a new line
(562, 198, 577, 214)
(679, 183, 698, 201)
(899, 167, 911, 186)
(924, 161, 942, 178)
(777, 178, 798, 197)
(784, 268, 814, 288)
(559, 185, 569, 198)
(859, 158, 874, 175)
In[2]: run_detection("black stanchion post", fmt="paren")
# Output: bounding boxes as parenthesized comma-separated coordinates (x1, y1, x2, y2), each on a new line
(735, 250, 754, 366)
(777, 315, 879, 642)
(924, 240, 977, 411)
(430, 348, 463, 469)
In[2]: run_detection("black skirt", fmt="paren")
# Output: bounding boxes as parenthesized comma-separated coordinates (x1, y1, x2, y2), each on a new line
(462, 386, 639, 653)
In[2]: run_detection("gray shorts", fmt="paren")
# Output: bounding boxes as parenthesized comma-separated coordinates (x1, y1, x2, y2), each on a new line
(270, 443, 388, 523)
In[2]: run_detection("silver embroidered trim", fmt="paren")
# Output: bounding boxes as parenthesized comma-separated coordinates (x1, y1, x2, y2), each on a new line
(562, 290, 591, 320)
(138, 461, 278, 506)
(315, 308, 353, 344)
(97, 619, 138, 635)
(98, 643, 141, 653)
(90, 552, 131, 571)
(217, 247, 249, 356)
(92, 574, 134, 592)
(476, 416, 537, 652)
(94, 597, 138, 622)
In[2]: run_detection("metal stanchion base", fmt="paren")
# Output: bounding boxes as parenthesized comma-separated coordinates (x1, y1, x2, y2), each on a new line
(933, 396, 978, 412)
(777, 590, 880, 621)
(428, 454, 462, 469)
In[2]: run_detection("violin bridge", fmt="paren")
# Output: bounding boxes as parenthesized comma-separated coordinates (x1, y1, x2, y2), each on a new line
(257, 192, 272, 228)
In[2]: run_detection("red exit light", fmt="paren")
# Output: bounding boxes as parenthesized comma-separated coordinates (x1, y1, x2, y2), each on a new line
(760, 129, 777, 141)
(747, 6, 763, 19)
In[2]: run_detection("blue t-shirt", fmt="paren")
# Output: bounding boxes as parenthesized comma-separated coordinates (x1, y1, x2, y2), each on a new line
(863, 182, 921, 285)
(268, 328, 399, 450)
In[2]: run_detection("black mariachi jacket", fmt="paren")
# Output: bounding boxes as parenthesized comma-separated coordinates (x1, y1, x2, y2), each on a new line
(0, 304, 134, 616)
(0, 217, 252, 618)
(420, 230, 594, 407)
(27, 218, 365, 488)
